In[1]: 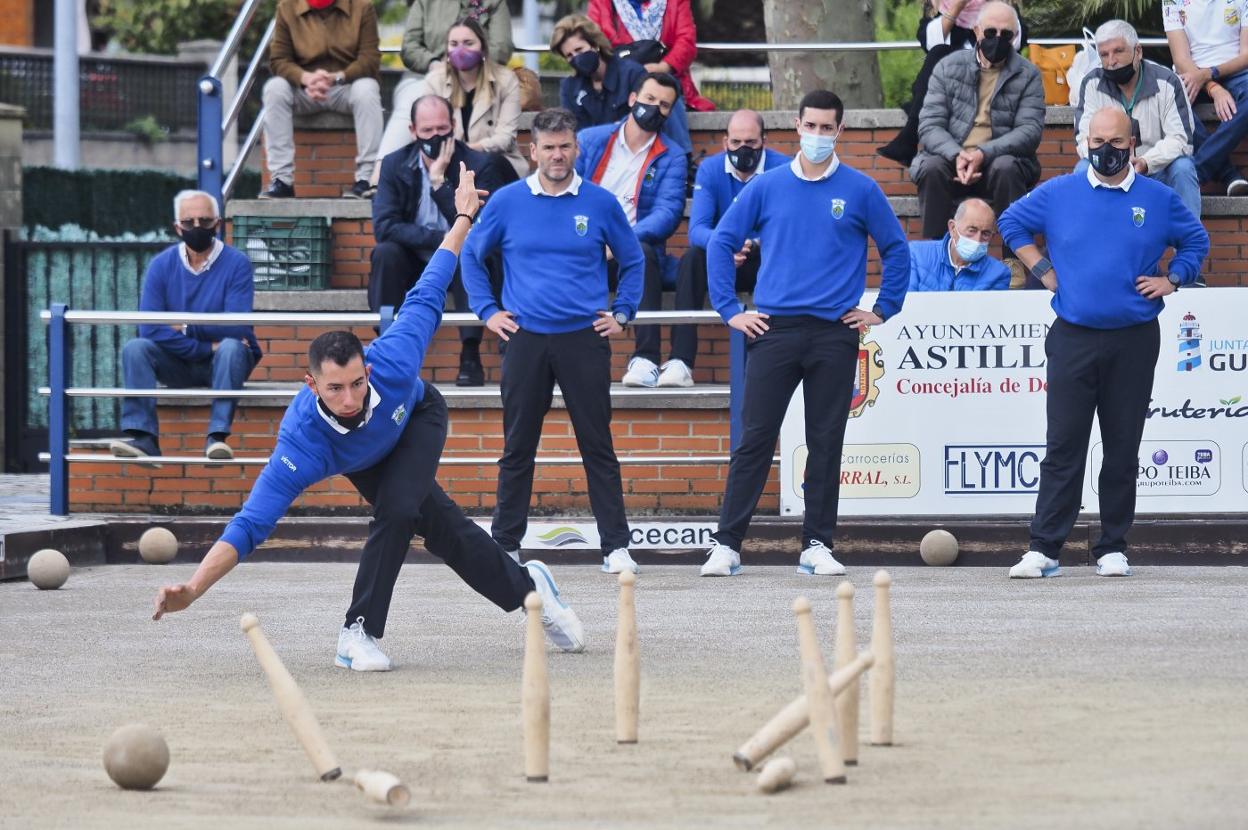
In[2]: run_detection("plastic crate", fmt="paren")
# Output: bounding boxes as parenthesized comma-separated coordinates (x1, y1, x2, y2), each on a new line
(232, 215, 332, 290)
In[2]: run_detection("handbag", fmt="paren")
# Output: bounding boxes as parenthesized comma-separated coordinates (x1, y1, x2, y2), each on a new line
(615, 39, 667, 66)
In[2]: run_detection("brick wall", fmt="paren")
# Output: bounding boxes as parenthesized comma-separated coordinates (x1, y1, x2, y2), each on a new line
(0, 0, 33, 46)
(69, 404, 779, 515)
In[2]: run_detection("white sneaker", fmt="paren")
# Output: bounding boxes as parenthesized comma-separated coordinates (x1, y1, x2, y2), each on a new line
(1096, 551, 1132, 577)
(1009, 551, 1061, 579)
(1228, 178, 1248, 197)
(700, 541, 741, 577)
(602, 547, 640, 574)
(503, 547, 521, 564)
(524, 560, 585, 653)
(797, 540, 846, 576)
(657, 359, 694, 387)
(622, 356, 659, 387)
(335, 617, 392, 671)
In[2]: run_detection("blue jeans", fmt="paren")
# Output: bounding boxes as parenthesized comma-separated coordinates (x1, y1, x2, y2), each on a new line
(121, 337, 255, 438)
(1072, 156, 1202, 217)
(1192, 70, 1248, 186)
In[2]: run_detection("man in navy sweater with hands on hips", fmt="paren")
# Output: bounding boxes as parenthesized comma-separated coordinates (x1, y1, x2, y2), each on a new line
(462, 108, 646, 576)
(700, 90, 911, 578)
(997, 108, 1209, 580)
(152, 166, 585, 669)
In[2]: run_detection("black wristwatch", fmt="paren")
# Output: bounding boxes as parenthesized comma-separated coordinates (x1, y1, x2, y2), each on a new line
(1030, 257, 1053, 280)
(612, 311, 630, 328)
(333, 72, 347, 86)
(1166, 272, 1182, 291)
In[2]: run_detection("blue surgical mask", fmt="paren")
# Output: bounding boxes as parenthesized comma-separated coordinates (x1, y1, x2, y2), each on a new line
(799, 132, 837, 164)
(954, 232, 989, 263)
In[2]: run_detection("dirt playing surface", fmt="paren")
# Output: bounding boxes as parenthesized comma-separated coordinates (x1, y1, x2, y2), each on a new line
(2, 562, 1246, 829)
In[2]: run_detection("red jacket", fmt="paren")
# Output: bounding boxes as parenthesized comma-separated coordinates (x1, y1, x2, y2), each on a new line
(587, 0, 715, 112)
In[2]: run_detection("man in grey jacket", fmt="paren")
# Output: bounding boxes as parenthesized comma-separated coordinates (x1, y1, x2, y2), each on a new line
(910, 0, 1045, 240)
(1075, 20, 1199, 218)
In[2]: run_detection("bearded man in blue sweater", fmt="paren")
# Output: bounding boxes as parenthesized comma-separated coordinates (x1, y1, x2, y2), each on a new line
(998, 108, 1209, 580)
(152, 169, 585, 669)
(700, 90, 911, 578)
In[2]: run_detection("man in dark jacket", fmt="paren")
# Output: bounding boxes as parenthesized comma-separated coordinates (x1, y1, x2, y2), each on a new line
(371, 94, 517, 385)
(909, 0, 1045, 240)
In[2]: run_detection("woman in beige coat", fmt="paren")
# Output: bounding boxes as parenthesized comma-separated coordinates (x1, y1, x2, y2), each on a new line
(420, 18, 528, 178)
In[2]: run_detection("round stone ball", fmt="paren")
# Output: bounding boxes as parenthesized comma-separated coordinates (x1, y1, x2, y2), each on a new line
(919, 529, 959, 566)
(103, 724, 169, 790)
(138, 527, 178, 564)
(27, 548, 69, 589)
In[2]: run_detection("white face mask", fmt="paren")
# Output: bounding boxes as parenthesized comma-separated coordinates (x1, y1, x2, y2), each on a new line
(799, 131, 837, 164)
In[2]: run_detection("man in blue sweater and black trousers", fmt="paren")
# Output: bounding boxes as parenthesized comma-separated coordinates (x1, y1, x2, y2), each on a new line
(998, 108, 1209, 580)
(462, 108, 646, 576)
(151, 168, 585, 669)
(701, 90, 911, 578)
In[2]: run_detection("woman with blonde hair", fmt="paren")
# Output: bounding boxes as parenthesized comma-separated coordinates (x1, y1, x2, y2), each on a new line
(420, 17, 527, 177)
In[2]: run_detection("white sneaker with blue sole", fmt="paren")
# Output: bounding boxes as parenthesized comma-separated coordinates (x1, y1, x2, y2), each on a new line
(335, 616, 392, 671)
(1009, 551, 1061, 579)
(700, 542, 741, 577)
(1096, 551, 1132, 577)
(602, 547, 639, 574)
(797, 540, 846, 576)
(524, 560, 585, 652)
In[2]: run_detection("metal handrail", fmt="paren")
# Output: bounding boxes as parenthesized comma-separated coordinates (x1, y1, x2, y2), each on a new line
(39, 385, 728, 399)
(223, 110, 265, 202)
(209, 0, 266, 79)
(39, 309, 728, 326)
(42, 452, 757, 467)
(223, 18, 276, 135)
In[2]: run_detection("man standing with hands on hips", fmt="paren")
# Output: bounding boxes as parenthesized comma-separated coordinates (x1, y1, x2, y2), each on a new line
(699, 90, 910, 578)
(997, 108, 1208, 580)
(462, 108, 646, 575)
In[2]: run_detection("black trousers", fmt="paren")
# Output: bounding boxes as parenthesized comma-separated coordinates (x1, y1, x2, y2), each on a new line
(493, 326, 630, 554)
(343, 385, 534, 638)
(913, 153, 1039, 240)
(670, 245, 760, 367)
(715, 316, 860, 551)
(607, 241, 663, 364)
(1029, 318, 1160, 558)
(369, 240, 503, 345)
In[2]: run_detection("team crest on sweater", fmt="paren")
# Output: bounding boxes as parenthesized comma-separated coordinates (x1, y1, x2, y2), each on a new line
(574, 214, 589, 236)
(831, 198, 846, 219)
(391, 403, 406, 426)
(1131, 207, 1146, 227)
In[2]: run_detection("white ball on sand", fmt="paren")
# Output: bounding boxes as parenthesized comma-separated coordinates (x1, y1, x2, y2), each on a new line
(103, 723, 170, 790)
(919, 529, 959, 566)
(27, 548, 69, 589)
(138, 527, 178, 564)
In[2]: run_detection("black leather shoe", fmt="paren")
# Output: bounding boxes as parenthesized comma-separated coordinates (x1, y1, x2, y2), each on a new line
(259, 178, 295, 199)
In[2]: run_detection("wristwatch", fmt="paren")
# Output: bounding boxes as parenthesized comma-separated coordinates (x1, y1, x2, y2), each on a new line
(333, 72, 347, 85)
(1030, 257, 1053, 280)
(1166, 272, 1182, 291)
(612, 311, 630, 328)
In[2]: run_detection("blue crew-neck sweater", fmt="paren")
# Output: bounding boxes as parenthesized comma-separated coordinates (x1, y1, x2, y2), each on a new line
(462, 178, 645, 333)
(219, 249, 457, 560)
(687, 149, 790, 250)
(138, 243, 262, 362)
(997, 172, 1209, 329)
(707, 162, 910, 323)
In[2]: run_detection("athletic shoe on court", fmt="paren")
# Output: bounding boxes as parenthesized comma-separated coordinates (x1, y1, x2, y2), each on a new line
(657, 359, 694, 388)
(622, 356, 659, 387)
(1008, 551, 1061, 579)
(335, 617, 392, 671)
(797, 540, 846, 576)
(524, 560, 585, 653)
(602, 547, 640, 574)
(700, 542, 741, 577)
(1096, 551, 1132, 577)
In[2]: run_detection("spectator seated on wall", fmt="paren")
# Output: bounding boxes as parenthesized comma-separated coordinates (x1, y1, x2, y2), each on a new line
(908, 197, 1013, 292)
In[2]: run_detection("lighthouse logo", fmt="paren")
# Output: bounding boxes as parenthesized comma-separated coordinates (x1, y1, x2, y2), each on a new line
(1177, 312, 1202, 372)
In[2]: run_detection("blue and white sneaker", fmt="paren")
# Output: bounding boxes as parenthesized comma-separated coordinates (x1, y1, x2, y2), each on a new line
(700, 542, 741, 577)
(797, 540, 846, 576)
(1096, 552, 1132, 577)
(524, 560, 585, 653)
(602, 547, 639, 574)
(335, 616, 392, 671)
(622, 356, 659, 387)
(1009, 551, 1061, 579)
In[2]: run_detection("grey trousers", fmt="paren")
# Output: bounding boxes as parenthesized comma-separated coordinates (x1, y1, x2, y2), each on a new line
(261, 75, 383, 183)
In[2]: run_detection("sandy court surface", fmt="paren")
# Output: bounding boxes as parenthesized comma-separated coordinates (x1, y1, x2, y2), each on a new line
(1, 562, 1246, 829)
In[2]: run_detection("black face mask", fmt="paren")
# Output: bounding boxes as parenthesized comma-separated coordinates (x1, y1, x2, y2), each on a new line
(419, 131, 453, 160)
(726, 145, 761, 174)
(978, 35, 1013, 65)
(178, 225, 216, 253)
(317, 396, 367, 430)
(631, 101, 668, 133)
(1102, 62, 1137, 86)
(570, 51, 600, 78)
(1088, 142, 1132, 177)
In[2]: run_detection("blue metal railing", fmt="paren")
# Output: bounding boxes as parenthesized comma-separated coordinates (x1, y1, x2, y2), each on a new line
(41, 308, 748, 515)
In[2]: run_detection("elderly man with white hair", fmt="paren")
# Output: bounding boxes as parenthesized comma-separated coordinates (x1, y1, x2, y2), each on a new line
(910, 0, 1045, 241)
(110, 190, 261, 463)
(1075, 19, 1200, 217)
